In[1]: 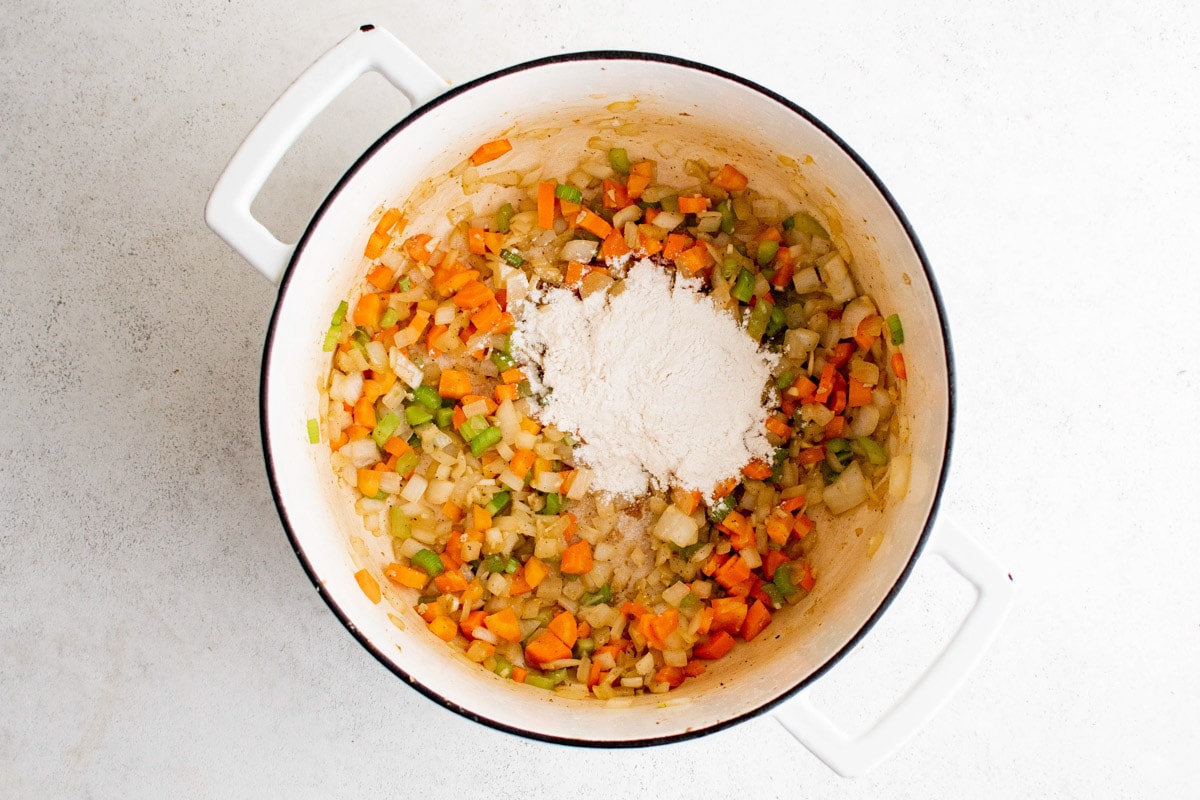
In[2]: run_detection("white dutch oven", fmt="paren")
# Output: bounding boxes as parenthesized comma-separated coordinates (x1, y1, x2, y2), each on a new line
(207, 26, 1013, 776)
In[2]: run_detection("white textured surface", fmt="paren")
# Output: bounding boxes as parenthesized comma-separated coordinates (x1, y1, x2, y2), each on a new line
(2, 2, 1197, 797)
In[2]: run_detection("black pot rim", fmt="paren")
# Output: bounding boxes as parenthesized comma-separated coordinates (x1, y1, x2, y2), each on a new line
(258, 41, 956, 749)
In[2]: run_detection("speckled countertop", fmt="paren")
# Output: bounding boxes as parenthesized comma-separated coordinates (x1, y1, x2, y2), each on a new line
(2, 2, 1197, 797)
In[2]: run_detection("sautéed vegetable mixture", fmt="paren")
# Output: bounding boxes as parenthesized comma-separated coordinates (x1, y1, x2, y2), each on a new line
(313, 137, 909, 698)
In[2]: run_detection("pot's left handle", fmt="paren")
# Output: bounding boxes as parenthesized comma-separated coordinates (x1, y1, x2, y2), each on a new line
(205, 25, 445, 284)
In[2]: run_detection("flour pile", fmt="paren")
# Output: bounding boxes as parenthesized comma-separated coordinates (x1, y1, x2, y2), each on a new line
(512, 259, 777, 499)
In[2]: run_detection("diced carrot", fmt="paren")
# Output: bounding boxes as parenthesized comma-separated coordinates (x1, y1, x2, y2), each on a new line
(364, 231, 390, 260)
(469, 138, 512, 166)
(813, 363, 836, 404)
(762, 549, 789, 581)
(831, 387, 848, 415)
(576, 208, 613, 239)
(627, 160, 654, 199)
(714, 555, 752, 590)
(511, 666, 528, 683)
(798, 445, 825, 466)
(547, 610, 578, 649)
(677, 195, 710, 214)
(384, 562, 428, 590)
(509, 448, 535, 480)
(433, 569, 469, 594)
(661, 233, 693, 260)
(780, 495, 807, 513)
(684, 660, 706, 678)
(558, 198, 580, 226)
(459, 610, 487, 639)
(765, 508, 794, 546)
(537, 181, 556, 229)
(564, 259, 588, 287)
(794, 514, 815, 539)
(403, 233, 433, 262)
(353, 292, 383, 328)
(366, 264, 395, 290)
(472, 505, 492, 532)
(847, 376, 873, 408)
(356, 468, 381, 498)
(601, 179, 629, 209)
(654, 665, 686, 688)
(639, 608, 679, 650)
(470, 300, 512, 334)
(829, 341, 856, 368)
(329, 429, 349, 451)
(718, 510, 756, 551)
(892, 351, 907, 380)
(638, 230, 662, 256)
(484, 607, 522, 643)
(823, 415, 846, 441)
(441, 501, 464, 524)
(696, 605, 715, 636)
(577, 620, 591, 640)
(742, 460, 773, 480)
(523, 556, 549, 589)
(712, 163, 748, 192)
(693, 630, 736, 660)
(494, 383, 519, 403)
(787, 374, 817, 402)
(461, 394, 497, 414)
(559, 469, 577, 497)
(500, 368, 526, 384)
(617, 602, 648, 620)
(438, 369, 472, 400)
(484, 230, 505, 255)
(799, 561, 816, 591)
(415, 603, 440, 624)
(561, 512, 578, 542)
(453, 280, 495, 310)
(352, 396, 376, 429)
(466, 227, 488, 255)
(428, 615, 457, 642)
(671, 487, 702, 516)
(431, 263, 476, 296)
(354, 568, 381, 604)
(451, 405, 467, 430)
(507, 570, 533, 596)
(765, 416, 794, 438)
(524, 630, 572, 668)
(587, 661, 605, 687)
(742, 600, 772, 641)
(344, 424, 370, 441)
(600, 229, 631, 260)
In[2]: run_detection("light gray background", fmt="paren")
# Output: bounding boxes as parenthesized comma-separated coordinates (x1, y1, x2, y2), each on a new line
(2, 2, 1197, 797)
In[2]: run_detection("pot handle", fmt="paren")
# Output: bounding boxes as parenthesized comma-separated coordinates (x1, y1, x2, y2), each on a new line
(771, 517, 1014, 777)
(205, 25, 445, 284)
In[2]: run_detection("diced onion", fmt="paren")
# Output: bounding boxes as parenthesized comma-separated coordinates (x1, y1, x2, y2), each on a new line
(652, 505, 699, 548)
(560, 239, 599, 263)
(823, 461, 869, 514)
(819, 254, 855, 304)
(839, 296, 877, 340)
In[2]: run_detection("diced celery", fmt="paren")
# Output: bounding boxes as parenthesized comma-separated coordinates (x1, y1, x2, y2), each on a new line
(495, 202, 515, 234)
(608, 148, 631, 175)
(886, 313, 905, 345)
(404, 404, 434, 426)
(372, 411, 403, 448)
(554, 184, 583, 204)
(756, 240, 779, 267)
(484, 490, 511, 517)
(459, 415, 490, 442)
(306, 418, 320, 444)
(732, 268, 756, 303)
(389, 506, 412, 539)
(470, 426, 502, 457)
(413, 385, 441, 410)
(411, 548, 445, 577)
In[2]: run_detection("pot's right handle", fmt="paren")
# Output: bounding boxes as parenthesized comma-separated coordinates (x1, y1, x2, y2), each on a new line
(771, 517, 1014, 777)
(205, 25, 445, 284)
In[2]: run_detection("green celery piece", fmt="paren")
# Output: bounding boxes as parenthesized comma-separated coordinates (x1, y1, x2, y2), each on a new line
(580, 583, 611, 606)
(886, 313, 905, 345)
(774, 369, 798, 392)
(322, 324, 341, 352)
(761, 581, 785, 609)
(720, 257, 741, 281)
(731, 268, 756, 303)
(788, 211, 828, 238)
(554, 184, 583, 204)
(608, 148, 631, 175)
(491, 349, 517, 371)
(459, 415, 490, 442)
(404, 404, 434, 427)
(659, 195, 679, 213)
(379, 306, 401, 329)
(774, 562, 798, 596)
(717, 199, 735, 234)
(393, 451, 418, 476)
(756, 240, 780, 267)
(495, 202, 515, 234)
(708, 495, 736, 524)
(331, 301, 349, 326)
(372, 411, 404, 448)
(306, 418, 320, 444)
(855, 436, 889, 466)
(413, 384, 441, 410)
(411, 548, 445, 577)
(396, 276, 412, 292)
(523, 671, 563, 690)
(471, 426, 502, 457)
(678, 592, 701, 612)
(484, 490, 511, 517)
(541, 492, 562, 515)
(746, 300, 772, 341)
(766, 306, 788, 338)
(499, 248, 525, 267)
(434, 407, 455, 429)
(492, 655, 514, 678)
(389, 506, 412, 539)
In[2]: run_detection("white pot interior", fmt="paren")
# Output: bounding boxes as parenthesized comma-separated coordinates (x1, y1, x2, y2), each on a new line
(262, 55, 951, 743)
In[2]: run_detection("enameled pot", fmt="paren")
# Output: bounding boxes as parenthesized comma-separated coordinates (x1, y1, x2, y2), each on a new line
(207, 25, 1013, 776)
